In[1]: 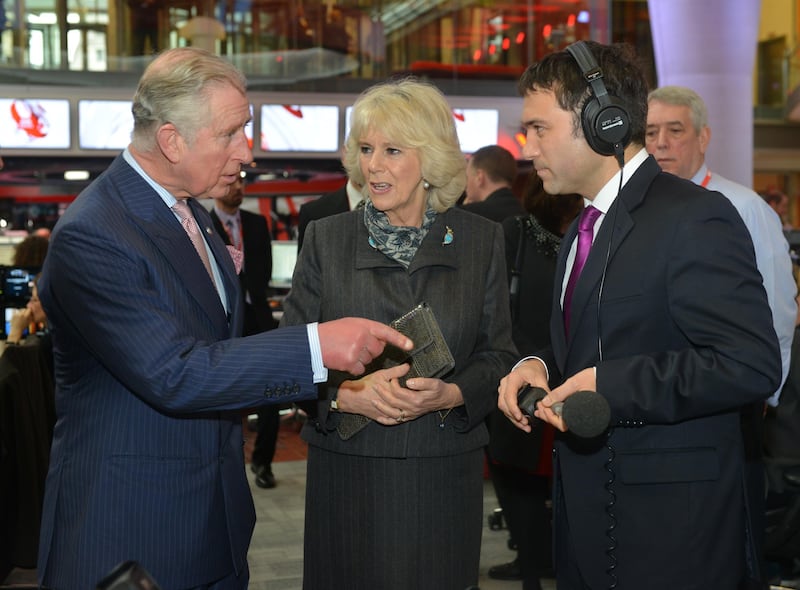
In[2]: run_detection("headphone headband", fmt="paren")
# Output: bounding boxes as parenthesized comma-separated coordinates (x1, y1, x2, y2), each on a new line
(566, 41, 610, 107)
(565, 40, 631, 163)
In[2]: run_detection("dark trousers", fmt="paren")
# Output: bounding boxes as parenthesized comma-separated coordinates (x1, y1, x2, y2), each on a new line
(251, 405, 280, 471)
(488, 460, 552, 590)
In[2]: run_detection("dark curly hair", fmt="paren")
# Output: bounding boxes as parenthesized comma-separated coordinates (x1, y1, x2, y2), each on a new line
(518, 41, 648, 147)
(13, 234, 49, 267)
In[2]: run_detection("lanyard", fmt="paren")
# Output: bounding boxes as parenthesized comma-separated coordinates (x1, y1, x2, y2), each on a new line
(700, 170, 712, 188)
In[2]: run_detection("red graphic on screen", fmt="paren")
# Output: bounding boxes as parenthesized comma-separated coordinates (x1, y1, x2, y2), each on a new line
(283, 105, 304, 118)
(10, 99, 50, 139)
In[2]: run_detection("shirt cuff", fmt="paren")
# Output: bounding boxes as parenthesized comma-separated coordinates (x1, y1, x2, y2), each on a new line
(307, 322, 328, 383)
(513, 355, 550, 383)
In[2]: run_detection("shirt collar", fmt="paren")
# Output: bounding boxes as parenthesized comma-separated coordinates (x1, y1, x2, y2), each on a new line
(123, 148, 179, 210)
(589, 148, 649, 215)
(346, 180, 364, 210)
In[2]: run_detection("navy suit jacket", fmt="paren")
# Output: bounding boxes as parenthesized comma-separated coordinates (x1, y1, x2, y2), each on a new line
(210, 208, 277, 334)
(544, 155, 781, 588)
(37, 155, 318, 589)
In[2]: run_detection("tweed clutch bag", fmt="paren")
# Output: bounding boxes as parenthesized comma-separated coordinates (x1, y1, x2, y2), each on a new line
(336, 302, 455, 440)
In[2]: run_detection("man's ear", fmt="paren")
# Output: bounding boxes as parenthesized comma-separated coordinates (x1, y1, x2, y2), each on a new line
(156, 123, 183, 164)
(698, 125, 711, 156)
(476, 168, 487, 187)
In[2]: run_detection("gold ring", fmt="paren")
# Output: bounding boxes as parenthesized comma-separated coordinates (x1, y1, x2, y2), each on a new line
(397, 411, 405, 423)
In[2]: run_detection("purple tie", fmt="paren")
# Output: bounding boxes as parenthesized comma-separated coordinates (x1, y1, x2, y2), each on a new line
(563, 205, 601, 333)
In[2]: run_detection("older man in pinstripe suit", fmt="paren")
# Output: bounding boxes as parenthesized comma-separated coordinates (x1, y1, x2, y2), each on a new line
(35, 47, 411, 590)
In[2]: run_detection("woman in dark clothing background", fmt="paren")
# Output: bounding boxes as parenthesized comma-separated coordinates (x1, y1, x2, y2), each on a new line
(486, 175, 582, 590)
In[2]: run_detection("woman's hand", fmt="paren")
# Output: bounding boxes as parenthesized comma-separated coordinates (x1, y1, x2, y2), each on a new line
(371, 374, 462, 426)
(336, 365, 463, 426)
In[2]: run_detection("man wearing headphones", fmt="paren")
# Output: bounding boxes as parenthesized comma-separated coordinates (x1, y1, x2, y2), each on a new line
(498, 41, 780, 589)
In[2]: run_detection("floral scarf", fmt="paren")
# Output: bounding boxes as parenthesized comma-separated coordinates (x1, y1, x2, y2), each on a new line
(363, 200, 437, 268)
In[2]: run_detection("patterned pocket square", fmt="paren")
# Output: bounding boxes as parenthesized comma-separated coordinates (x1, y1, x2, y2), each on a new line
(227, 245, 243, 274)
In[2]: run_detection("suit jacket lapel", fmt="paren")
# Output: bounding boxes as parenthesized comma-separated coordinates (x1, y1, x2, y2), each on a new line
(556, 156, 659, 367)
(191, 199, 243, 330)
(114, 158, 232, 334)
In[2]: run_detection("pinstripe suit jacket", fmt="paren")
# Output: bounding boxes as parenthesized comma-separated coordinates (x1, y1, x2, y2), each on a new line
(282, 207, 518, 457)
(36, 155, 318, 590)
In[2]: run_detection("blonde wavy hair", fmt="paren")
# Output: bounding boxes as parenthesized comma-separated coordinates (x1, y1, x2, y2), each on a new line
(343, 77, 466, 212)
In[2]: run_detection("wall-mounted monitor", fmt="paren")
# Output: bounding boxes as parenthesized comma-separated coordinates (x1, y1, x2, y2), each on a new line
(261, 104, 339, 153)
(0, 98, 70, 149)
(78, 100, 254, 150)
(344, 105, 499, 155)
(79, 99, 134, 150)
(270, 240, 298, 289)
(453, 108, 499, 154)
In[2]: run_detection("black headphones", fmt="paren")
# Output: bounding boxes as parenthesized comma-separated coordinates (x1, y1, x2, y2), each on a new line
(565, 41, 631, 163)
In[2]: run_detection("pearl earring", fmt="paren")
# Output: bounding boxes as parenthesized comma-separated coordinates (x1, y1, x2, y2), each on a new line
(422, 180, 431, 190)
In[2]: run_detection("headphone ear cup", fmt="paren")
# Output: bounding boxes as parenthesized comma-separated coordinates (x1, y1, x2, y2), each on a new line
(581, 96, 632, 156)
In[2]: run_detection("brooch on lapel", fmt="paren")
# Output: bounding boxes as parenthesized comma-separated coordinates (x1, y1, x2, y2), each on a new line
(442, 226, 454, 246)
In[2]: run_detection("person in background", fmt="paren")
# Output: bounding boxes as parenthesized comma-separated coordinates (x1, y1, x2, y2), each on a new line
(281, 77, 517, 590)
(297, 177, 363, 251)
(6, 275, 48, 347)
(35, 47, 412, 590)
(210, 173, 281, 490)
(761, 188, 793, 230)
(498, 40, 781, 589)
(647, 86, 798, 588)
(12, 234, 49, 268)
(461, 144, 525, 222)
(456, 142, 529, 584)
(646, 85, 796, 409)
(127, 0, 160, 55)
(486, 175, 582, 590)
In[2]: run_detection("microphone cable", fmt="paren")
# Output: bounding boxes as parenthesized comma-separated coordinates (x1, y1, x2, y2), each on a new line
(600, 147, 624, 589)
(596, 166, 624, 363)
(604, 429, 618, 589)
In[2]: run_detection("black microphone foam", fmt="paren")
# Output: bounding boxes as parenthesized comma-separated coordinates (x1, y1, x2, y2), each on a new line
(517, 386, 610, 438)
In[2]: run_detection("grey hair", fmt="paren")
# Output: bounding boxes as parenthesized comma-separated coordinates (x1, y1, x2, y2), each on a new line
(131, 47, 247, 151)
(647, 85, 708, 133)
(343, 77, 466, 212)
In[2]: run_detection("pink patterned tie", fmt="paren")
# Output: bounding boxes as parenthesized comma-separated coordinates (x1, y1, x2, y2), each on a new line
(563, 205, 601, 333)
(172, 199, 214, 281)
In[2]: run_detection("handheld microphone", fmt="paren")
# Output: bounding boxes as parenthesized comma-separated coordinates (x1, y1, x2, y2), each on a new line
(517, 385, 611, 438)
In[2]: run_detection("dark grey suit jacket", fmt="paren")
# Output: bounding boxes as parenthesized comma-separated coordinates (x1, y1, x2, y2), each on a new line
(282, 206, 518, 457)
(297, 185, 349, 250)
(544, 155, 781, 588)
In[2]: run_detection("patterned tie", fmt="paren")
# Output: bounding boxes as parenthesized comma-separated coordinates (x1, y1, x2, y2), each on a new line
(563, 205, 602, 333)
(225, 218, 242, 250)
(173, 199, 214, 281)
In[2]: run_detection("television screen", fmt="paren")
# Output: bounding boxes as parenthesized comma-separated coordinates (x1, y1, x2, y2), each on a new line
(453, 108, 499, 153)
(79, 99, 134, 150)
(78, 100, 254, 150)
(345, 105, 499, 154)
(0, 98, 71, 149)
(261, 104, 339, 152)
(0, 265, 40, 308)
(270, 240, 298, 288)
